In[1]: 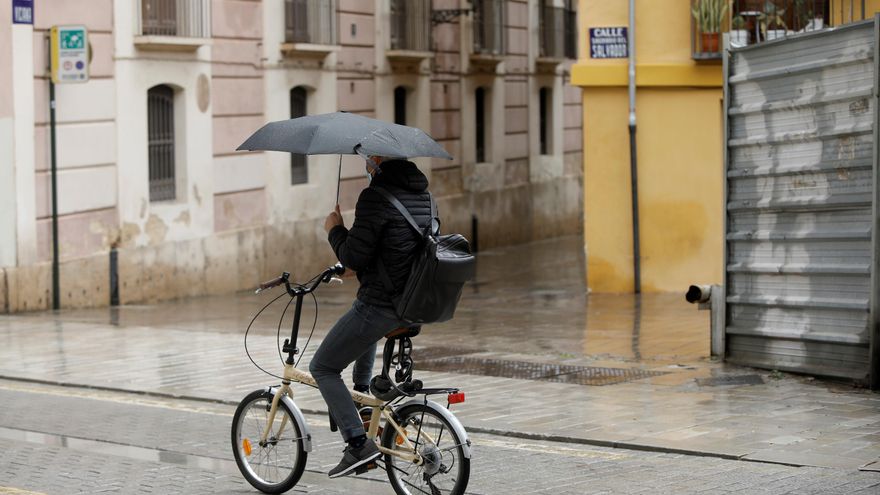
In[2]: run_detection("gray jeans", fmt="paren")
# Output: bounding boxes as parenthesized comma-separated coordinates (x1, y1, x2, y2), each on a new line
(309, 299, 406, 441)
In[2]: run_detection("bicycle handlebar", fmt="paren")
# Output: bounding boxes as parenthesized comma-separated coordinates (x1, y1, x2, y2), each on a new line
(256, 273, 288, 293)
(254, 264, 345, 295)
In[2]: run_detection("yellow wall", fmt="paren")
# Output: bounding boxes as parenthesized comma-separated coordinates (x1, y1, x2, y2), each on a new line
(575, 0, 724, 293)
(830, 0, 880, 25)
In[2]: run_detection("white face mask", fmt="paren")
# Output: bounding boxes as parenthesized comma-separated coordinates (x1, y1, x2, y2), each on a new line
(365, 161, 377, 182)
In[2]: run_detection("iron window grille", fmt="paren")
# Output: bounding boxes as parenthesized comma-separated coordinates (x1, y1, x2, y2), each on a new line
(540, 0, 577, 59)
(139, 0, 211, 38)
(148, 85, 176, 202)
(390, 0, 432, 51)
(473, 0, 505, 55)
(285, 0, 338, 45)
(290, 87, 308, 185)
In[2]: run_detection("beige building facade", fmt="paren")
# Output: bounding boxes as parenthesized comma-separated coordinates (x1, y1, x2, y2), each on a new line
(0, 0, 582, 312)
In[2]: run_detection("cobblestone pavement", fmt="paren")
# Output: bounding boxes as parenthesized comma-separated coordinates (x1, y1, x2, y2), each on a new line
(1, 381, 879, 494)
(1, 237, 879, 472)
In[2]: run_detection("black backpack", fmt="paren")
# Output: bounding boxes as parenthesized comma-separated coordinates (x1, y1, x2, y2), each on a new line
(373, 186, 475, 324)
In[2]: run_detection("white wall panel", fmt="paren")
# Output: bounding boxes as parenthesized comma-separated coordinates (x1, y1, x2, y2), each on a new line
(35, 165, 116, 218)
(214, 154, 266, 195)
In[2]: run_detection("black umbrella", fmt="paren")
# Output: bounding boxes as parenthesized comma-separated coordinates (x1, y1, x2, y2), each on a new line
(237, 112, 452, 203)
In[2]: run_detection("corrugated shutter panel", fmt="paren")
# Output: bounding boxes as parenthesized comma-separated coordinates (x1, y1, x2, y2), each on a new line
(725, 22, 875, 381)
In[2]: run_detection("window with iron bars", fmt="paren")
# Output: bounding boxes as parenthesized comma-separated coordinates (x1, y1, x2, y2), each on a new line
(285, 0, 337, 45)
(473, 0, 505, 55)
(139, 0, 211, 38)
(148, 85, 176, 202)
(389, 0, 432, 52)
(540, 0, 577, 59)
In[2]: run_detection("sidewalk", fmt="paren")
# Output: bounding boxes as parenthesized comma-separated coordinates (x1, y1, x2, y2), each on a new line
(1, 236, 878, 471)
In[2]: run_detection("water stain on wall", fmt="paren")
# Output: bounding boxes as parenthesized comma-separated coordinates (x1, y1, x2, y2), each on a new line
(174, 210, 191, 226)
(119, 223, 141, 248)
(587, 256, 629, 293)
(641, 200, 707, 262)
(145, 215, 168, 245)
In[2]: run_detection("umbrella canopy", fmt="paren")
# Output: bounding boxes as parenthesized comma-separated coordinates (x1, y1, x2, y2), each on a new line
(236, 112, 452, 160)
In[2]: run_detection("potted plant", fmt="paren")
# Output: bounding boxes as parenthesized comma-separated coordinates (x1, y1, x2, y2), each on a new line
(730, 15, 749, 47)
(795, 0, 824, 31)
(759, 2, 788, 41)
(692, 0, 728, 53)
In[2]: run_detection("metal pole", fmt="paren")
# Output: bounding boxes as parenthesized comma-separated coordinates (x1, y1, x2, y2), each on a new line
(49, 63, 60, 310)
(627, 0, 641, 294)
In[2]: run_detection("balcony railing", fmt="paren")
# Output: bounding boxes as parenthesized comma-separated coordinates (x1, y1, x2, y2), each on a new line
(390, 0, 432, 52)
(285, 0, 337, 45)
(138, 0, 211, 38)
(473, 0, 505, 55)
(710, 0, 871, 52)
(540, 1, 577, 59)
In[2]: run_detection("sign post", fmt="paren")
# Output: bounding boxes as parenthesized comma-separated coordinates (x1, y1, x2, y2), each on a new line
(48, 25, 89, 310)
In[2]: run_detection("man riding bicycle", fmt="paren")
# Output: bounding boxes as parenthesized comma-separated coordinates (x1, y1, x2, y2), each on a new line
(314, 154, 434, 478)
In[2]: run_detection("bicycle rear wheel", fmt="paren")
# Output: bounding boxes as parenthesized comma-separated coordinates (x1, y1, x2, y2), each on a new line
(381, 404, 470, 495)
(232, 389, 307, 494)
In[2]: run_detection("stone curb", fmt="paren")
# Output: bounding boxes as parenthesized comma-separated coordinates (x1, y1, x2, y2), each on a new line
(0, 374, 808, 470)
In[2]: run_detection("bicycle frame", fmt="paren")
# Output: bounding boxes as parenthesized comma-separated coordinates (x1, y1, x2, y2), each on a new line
(257, 267, 425, 465)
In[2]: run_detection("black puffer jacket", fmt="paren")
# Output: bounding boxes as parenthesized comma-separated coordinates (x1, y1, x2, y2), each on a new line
(328, 160, 434, 308)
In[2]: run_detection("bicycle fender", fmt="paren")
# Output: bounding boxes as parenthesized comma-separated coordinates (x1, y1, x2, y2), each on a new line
(397, 399, 472, 459)
(266, 386, 313, 452)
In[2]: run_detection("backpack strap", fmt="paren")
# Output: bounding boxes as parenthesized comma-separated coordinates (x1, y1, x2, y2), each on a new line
(429, 193, 440, 235)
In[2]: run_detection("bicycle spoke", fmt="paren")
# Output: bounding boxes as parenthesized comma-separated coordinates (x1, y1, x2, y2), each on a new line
(385, 406, 467, 495)
(235, 395, 303, 487)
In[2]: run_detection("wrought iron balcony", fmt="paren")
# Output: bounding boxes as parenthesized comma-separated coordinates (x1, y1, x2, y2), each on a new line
(285, 0, 337, 46)
(390, 0, 432, 52)
(138, 0, 211, 38)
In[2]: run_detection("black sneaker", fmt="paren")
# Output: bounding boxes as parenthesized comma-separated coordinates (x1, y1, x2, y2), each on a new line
(328, 440, 381, 478)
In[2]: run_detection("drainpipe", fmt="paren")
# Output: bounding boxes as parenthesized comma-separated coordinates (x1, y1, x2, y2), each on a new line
(628, 0, 641, 294)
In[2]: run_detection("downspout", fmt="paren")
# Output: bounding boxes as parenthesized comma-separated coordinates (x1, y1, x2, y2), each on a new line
(628, 0, 641, 294)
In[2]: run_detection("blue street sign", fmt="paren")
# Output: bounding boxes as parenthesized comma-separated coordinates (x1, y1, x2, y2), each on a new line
(12, 0, 34, 25)
(590, 27, 628, 59)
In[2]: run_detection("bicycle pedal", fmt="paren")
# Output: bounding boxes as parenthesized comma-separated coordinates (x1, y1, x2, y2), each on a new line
(354, 462, 378, 475)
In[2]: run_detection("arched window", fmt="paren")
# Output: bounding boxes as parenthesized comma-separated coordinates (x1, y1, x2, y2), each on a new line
(394, 86, 407, 125)
(475, 87, 486, 163)
(147, 84, 176, 202)
(290, 86, 308, 185)
(539, 87, 551, 155)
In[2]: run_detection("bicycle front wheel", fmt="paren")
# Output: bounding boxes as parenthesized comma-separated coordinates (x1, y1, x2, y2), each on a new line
(231, 389, 307, 494)
(381, 404, 471, 495)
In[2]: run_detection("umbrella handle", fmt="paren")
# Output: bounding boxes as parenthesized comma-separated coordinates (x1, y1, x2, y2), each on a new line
(335, 154, 342, 206)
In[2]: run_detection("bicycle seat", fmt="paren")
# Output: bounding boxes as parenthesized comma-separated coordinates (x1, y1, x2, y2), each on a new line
(385, 326, 421, 339)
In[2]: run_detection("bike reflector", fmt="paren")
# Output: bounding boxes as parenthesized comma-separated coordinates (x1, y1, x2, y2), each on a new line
(447, 392, 465, 404)
(242, 438, 252, 456)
